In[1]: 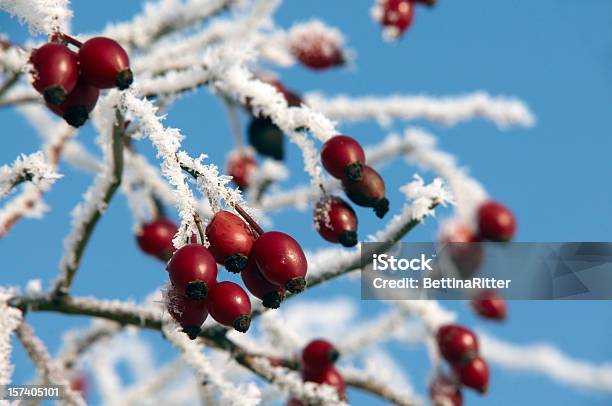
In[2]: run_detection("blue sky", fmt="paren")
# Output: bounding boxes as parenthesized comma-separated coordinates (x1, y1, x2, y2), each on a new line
(1, 0, 612, 405)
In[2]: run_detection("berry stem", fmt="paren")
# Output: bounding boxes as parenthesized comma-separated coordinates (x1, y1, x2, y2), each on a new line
(59, 33, 83, 48)
(233, 204, 264, 236)
(193, 212, 206, 244)
(222, 97, 244, 153)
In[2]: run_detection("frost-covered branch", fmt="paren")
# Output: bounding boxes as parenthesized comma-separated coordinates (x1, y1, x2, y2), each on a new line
(0, 290, 22, 390)
(306, 92, 535, 128)
(0, 0, 72, 35)
(0, 152, 61, 198)
(340, 367, 418, 406)
(52, 109, 125, 296)
(15, 321, 85, 406)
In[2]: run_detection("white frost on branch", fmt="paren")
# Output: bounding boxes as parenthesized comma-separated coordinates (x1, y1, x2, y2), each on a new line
(306, 92, 536, 128)
(0, 151, 61, 197)
(0, 290, 22, 389)
(0, 39, 28, 73)
(480, 332, 612, 393)
(0, 0, 72, 35)
(252, 357, 347, 406)
(162, 321, 261, 406)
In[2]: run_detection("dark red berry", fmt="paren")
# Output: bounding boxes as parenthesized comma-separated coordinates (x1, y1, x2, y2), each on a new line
(302, 367, 346, 398)
(167, 244, 218, 300)
(439, 223, 483, 278)
(454, 356, 489, 394)
(471, 290, 507, 321)
(375, 0, 416, 40)
(320, 135, 366, 181)
(252, 231, 308, 294)
(430, 375, 463, 406)
(206, 281, 251, 333)
(227, 153, 257, 189)
(302, 339, 339, 373)
(290, 26, 345, 70)
(47, 78, 99, 127)
(30, 43, 78, 105)
(69, 372, 89, 398)
(436, 324, 479, 364)
(78, 37, 133, 90)
(241, 257, 285, 309)
(477, 200, 516, 242)
(342, 165, 389, 218)
(314, 196, 358, 247)
(205, 211, 256, 273)
(136, 218, 178, 261)
(248, 116, 284, 161)
(167, 286, 208, 339)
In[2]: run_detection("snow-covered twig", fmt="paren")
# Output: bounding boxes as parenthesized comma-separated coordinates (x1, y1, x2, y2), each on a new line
(480, 332, 612, 393)
(340, 367, 418, 406)
(162, 321, 262, 406)
(306, 92, 536, 128)
(0, 0, 72, 35)
(0, 290, 22, 390)
(15, 322, 85, 406)
(0, 151, 61, 198)
(52, 105, 126, 296)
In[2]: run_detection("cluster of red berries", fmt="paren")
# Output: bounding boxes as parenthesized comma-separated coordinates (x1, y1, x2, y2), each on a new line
(436, 324, 489, 397)
(136, 210, 307, 338)
(288, 339, 346, 405)
(29, 35, 132, 127)
(244, 79, 302, 163)
(373, 0, 436, 40)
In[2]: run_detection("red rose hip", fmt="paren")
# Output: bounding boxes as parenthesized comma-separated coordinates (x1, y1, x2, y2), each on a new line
(436, 324, 479, 364)
(454, 356, 489, 394)
(30, 43, 78, 105)
(471, 290, 507, 321)
(78, 37, 133, 90)
(289, 24, 345, 70)
(47, 78, 100, 127)
(205, 210, 256, 273)
(302, 339, 340, 373)
(167, 244, 218, 300)
(167, 286, 209, 339)
(252, 231, 308, 293)
(227, 153, 257, 189)
(342, 165, 389, 218)
(477, 200, 517, 242)
(314, 196, 358, 247)
(302, 366, 346, 398)
(241, 257, 285, 309)
(136, 218, 178, 261)
(206, 281, 251, 333)
(374, 0, 416, 40)
(320, 135, 366, 181)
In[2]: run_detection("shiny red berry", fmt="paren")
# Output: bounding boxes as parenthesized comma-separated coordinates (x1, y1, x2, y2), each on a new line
(241, 257, 285, 309)
(136, 218, 178, 261)
(302, 339, 339, 373)
(290, 27, 345, 70)
(227, 153, 257, 189)
(205, 211, 256, 273)
(454, 356, 489, 394)
(78, 37, 133, 90)
(375, 0, 415, 40)
(477, 200, 516, 242)
(248, 116, 284, 161)
(206, 281, 251, 333)
(436, 324, 479, 364)
(47, 78, 99, 127)
(320, 135, 366, 181)
(167, 286, 209, 339)
(252, 231, 308, 294)
(167, 244, 218, 300)
(471, 290, 507, 321)
(314, 196, 358, 247)
(302, 366, 346, 398)
(342, 165, 389, 218)
(430, 375, 463, 406)
(30, 43, 78, 105)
